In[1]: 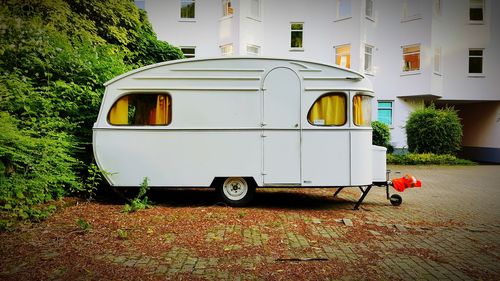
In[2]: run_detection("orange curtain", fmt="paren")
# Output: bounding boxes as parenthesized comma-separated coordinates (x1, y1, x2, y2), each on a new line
(155, 95, 169, 125)
(109, 96, 129, 125)
(353, 95, 363, 126)
(309, 95, 346, 126)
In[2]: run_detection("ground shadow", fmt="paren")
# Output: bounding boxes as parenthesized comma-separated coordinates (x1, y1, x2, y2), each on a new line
(145, 188, 360, 211)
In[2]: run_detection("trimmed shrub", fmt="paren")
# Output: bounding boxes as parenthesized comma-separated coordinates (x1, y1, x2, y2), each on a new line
(372, 121, 391, 147)
(405, 105, 462, 155)
(387, 153, 475, 165)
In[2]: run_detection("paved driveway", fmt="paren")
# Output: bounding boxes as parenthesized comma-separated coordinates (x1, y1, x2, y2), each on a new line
(1, 165, 499, 280)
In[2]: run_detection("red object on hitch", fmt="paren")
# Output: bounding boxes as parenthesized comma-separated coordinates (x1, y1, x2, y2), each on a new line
(391, 174, 422, 192)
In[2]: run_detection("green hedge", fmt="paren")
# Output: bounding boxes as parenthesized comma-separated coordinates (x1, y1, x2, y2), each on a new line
(371, 121, 392, 152)
(0, 0, 183, 220)
(387, 153, 475, 165)
(406, 105, 462, 155)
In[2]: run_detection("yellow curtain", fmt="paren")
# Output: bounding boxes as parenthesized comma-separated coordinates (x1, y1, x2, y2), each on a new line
(155, 95, 169, 125)
(353, 95, 363, 126)
(109, 96, 129, 125)
(309, 95, 346, 125)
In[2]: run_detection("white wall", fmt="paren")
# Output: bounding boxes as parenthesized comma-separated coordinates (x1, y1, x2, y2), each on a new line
(141, 0, 500, 150)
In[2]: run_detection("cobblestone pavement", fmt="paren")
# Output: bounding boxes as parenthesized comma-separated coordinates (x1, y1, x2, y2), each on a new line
(1, 165, 499, 280)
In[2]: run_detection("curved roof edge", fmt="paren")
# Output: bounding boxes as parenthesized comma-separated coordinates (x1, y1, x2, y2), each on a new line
(104, 56, 365, 87)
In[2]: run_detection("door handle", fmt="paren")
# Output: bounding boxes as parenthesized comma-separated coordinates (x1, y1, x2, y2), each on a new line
(294, 123, 299, 128)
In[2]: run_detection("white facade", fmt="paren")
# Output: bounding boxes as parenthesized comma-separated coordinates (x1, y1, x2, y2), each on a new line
(137, 0, 500, 162)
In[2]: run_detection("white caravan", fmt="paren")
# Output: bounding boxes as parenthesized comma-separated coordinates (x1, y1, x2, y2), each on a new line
(93, 57, 387, 207)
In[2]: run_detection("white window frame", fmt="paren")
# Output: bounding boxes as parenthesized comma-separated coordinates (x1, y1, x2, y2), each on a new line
(469, 0, 484, 24)
(434, 0, 441, 17)
(180, 47, 196, 59)
(220, 44, 233, 56)
(180, 0, 196, 20)
(402, 0, 422, 22)
(402, 44, 421, 73)
(249, 0, 261, 19)
(290, 22, 304, 50)
(246, 44, 260, 56)
(434, 47, 442, 75)
(377, 101, 394, 127)
(336, 0, 352, 21)
(365, 0, 374, 20)
(468, 48, 484, 77)
(222, 0, 233, 17)
(335, 44, 351, 69)
(364, 44, 374, 74)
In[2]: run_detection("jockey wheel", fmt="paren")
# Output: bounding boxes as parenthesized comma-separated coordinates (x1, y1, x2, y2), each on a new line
(390, 194, 403, 206)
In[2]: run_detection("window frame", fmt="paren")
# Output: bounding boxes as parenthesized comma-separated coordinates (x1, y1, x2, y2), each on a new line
(364, 44, 374, 74)
(108, 93, 172, 127)
(307, 92, 348, 127)
(180, 47, 196, 59)
(246, 44, 260, 56)
(352, 93, 373, 127)
(220, 44, 233, 56)
(335, 44, 351, 69)
(469, 0, 484, 24)
(402, 0, 422, 22)
(402, 44, 421, 73)
(336, 0, 352, 21)
(290, 22, 304, 50)
(377, 100, 394, 127)
(468, 48, 484, 76)
(249, 0, 261, 19)
(434, 47, 442, 75)
(180, 0, 196, 20)
(222, 0, 233, 18)
(365, 0, 374, 20)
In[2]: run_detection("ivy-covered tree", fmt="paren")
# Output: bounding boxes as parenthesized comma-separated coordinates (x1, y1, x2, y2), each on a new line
(0, 0, 183, 220)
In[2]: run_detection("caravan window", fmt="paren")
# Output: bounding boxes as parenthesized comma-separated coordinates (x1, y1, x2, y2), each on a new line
(108, 94, 171, 126)
(308, 93, 347, 126)
(353, 94, 372, 127)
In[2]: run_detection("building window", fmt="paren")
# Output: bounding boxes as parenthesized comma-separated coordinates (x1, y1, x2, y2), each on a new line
(364, 45, 374, 73)
(434, 47, 441, 74)
(246, 44, 260, 55)
(108, 94, 171, 126)
(308, 93, 347, 126)
(377, 101, 393, 126)
(402, 0, 421, 21)
(468, 49, 483, 74)
(365, 0, 374, 19)
(134, 0, 145, 10)
(335, 44, 351, 69)
(181, 47, 195, 59)
(402, 44, 420, 72)
(222, 0, 233, 17)
(180, 0, 195, 19)
(290, 23, 304, 49)
(469, 0, 484, 22)
(337, 0, 351, 19)
(220, 44, 233, 56)
(434, 0, 441, 16)
(250, 0, 261, 18)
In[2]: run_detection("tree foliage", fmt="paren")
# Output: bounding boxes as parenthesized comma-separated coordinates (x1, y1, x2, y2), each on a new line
(0, 0, 183, 220)
(371, 121, 391, 150)
(405, 105, 463, 155)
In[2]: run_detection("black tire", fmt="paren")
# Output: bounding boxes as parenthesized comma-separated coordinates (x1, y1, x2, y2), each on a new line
(390, 194, 403, 206)
(217, 177, 255, 207)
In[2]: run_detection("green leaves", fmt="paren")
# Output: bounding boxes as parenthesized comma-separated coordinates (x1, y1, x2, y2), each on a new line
(371, 121, 391, 149)
(406, 105, 463, 155)
(0, 0, 181, 221)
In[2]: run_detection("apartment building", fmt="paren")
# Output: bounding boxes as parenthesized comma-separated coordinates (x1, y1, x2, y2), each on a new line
(135, 0, 500, 163)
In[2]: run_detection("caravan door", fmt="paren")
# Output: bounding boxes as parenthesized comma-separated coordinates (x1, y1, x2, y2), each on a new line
(262, 67, 301, 185)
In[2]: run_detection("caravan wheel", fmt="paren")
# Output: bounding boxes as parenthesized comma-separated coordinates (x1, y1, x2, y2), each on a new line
(218, 177, 255, 207)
